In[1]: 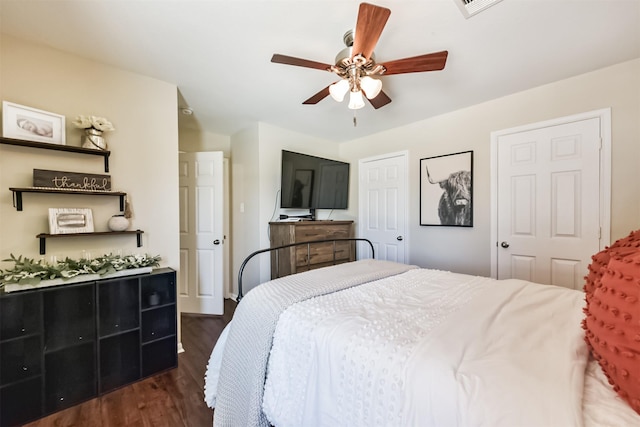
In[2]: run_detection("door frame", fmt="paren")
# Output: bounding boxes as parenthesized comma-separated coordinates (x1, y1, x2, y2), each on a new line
(358, 150, 409, 263)
(489, 108, 611, 278)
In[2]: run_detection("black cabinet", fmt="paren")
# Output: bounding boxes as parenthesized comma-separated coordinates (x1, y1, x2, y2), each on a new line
(0, 268, 177, 426)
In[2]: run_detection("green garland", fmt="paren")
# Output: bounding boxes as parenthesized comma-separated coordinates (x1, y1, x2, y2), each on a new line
(0, 253, 161, 287)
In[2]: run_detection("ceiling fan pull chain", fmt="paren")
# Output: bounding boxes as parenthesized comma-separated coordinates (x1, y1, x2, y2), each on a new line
(353, 111, 358, 127)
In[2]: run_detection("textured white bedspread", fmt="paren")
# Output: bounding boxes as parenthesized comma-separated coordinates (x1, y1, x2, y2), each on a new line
(212, 259, 416, 427)
(262, 269, 590, 427)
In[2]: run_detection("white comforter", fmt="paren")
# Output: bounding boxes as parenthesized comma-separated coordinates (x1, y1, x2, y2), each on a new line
(206, 266, 640, 426)
(263, 269, 588, 427)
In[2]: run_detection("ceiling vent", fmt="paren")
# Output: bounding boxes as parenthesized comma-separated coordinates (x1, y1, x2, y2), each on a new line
(454, 0, 504, 18)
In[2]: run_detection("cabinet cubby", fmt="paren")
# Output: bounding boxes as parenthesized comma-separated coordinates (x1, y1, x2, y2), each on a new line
(99, 331, 140, 393)
(0, 293, 41, 341)
(1, 336, 42, 384)
(140, 273, 176, 310)
(98, 278, 140, 337)
(141, 305, 176, 343)
(45, 343, 97, 412)
(0, 377, 42, 427)
(44, 283, 95, 353)
(141, 336, 177, 377)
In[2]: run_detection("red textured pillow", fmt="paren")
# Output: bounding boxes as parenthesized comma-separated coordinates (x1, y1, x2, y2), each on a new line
(584, 249, 610, 296)
(583, 230, 640, 297)
(583, 250, 640, 414)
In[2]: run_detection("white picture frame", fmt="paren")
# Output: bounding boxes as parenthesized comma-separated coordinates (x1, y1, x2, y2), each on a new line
(2, 101, 66, 145)
(48, 208, 94, 235)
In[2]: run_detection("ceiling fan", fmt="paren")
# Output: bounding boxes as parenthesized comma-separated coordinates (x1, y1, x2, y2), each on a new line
(271, 2, 448, 110)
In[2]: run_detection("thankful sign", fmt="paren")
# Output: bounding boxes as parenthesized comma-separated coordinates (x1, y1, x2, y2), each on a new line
(33, 169, 112, 191)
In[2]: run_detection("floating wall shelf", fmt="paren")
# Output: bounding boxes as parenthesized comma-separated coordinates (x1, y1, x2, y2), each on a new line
(0, 137, 111, 172)
(9, 187, 126, 211)
(36, 230, 144, 255)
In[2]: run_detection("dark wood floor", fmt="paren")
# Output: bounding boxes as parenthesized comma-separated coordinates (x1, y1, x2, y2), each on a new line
(24, 299, 237, 427)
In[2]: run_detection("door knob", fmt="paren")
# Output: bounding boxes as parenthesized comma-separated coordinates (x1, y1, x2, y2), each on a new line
(397, 236, 403, 241)
(213, 239, 220, 245)
(500, 241, 510, 248)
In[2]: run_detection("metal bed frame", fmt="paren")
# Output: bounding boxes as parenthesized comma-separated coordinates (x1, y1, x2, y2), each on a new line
(237, 238, 375, 300)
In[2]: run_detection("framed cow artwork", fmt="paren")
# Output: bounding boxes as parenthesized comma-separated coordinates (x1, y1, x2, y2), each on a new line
(420, 151, 473, 227)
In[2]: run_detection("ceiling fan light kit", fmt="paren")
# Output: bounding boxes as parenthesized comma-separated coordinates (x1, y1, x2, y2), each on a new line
(348, 90, 366, 110)
(360, 76, 382, 99)
(329, 79, 350, 102)
(271, 2, 449, 113)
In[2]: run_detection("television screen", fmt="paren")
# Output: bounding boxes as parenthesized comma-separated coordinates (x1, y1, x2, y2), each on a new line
(280, 150, 350, 209)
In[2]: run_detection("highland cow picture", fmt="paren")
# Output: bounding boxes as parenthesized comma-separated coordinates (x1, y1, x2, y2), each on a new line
(420, 151, 473, 227)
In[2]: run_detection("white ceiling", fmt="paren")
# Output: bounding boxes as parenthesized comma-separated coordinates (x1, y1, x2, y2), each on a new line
(1, 0, 639, 143)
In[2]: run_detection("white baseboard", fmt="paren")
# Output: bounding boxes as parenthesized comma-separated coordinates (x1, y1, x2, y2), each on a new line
(177, 342, 185, 353)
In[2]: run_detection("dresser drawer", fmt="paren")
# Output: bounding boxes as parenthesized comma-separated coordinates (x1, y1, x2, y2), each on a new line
(294, 224, 351, 242)
(295, 241, 352, 266)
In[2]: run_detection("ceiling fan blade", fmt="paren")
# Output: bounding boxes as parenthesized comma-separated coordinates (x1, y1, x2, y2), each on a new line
(367, 90, 392, 109)
(380, 51, 449, 75)
(351, 3, 391, 61)
(271, 54, 332, 71)
(302, 85, 332, 104)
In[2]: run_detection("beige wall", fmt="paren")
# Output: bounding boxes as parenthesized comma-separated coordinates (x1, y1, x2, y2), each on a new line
(230, 122, 341, 294)
(0, 36, 180, 276)
(340, 59, 640, 277)
(178, 127, 230, 156)
(230, 124, 260, 296)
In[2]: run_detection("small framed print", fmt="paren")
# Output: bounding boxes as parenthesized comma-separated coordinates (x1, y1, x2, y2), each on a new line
(2, 101, 66, 145)
(48, 208, 94, 234)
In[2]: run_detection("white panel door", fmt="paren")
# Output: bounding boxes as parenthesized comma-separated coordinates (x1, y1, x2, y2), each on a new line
(179, 152, 224, 314)
(496, 118, 602, 289)
(358, 152, 408, 263)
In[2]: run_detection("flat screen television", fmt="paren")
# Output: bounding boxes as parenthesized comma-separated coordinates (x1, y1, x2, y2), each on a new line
(280, 150, 350, 210)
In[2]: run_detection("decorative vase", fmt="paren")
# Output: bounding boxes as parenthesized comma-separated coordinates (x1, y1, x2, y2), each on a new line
(148, 292, 160, 306)
(108, 214, 130, 231)
(81, 128, 107, 150)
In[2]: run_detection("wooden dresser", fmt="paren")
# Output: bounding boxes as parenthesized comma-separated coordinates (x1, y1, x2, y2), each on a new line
(269, 220, 355, 279)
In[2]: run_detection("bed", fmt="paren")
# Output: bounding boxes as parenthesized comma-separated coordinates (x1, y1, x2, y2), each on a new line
(205, 239, 640, 427)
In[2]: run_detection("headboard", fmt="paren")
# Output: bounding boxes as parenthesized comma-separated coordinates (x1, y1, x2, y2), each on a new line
(237, 238, 375, 300)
